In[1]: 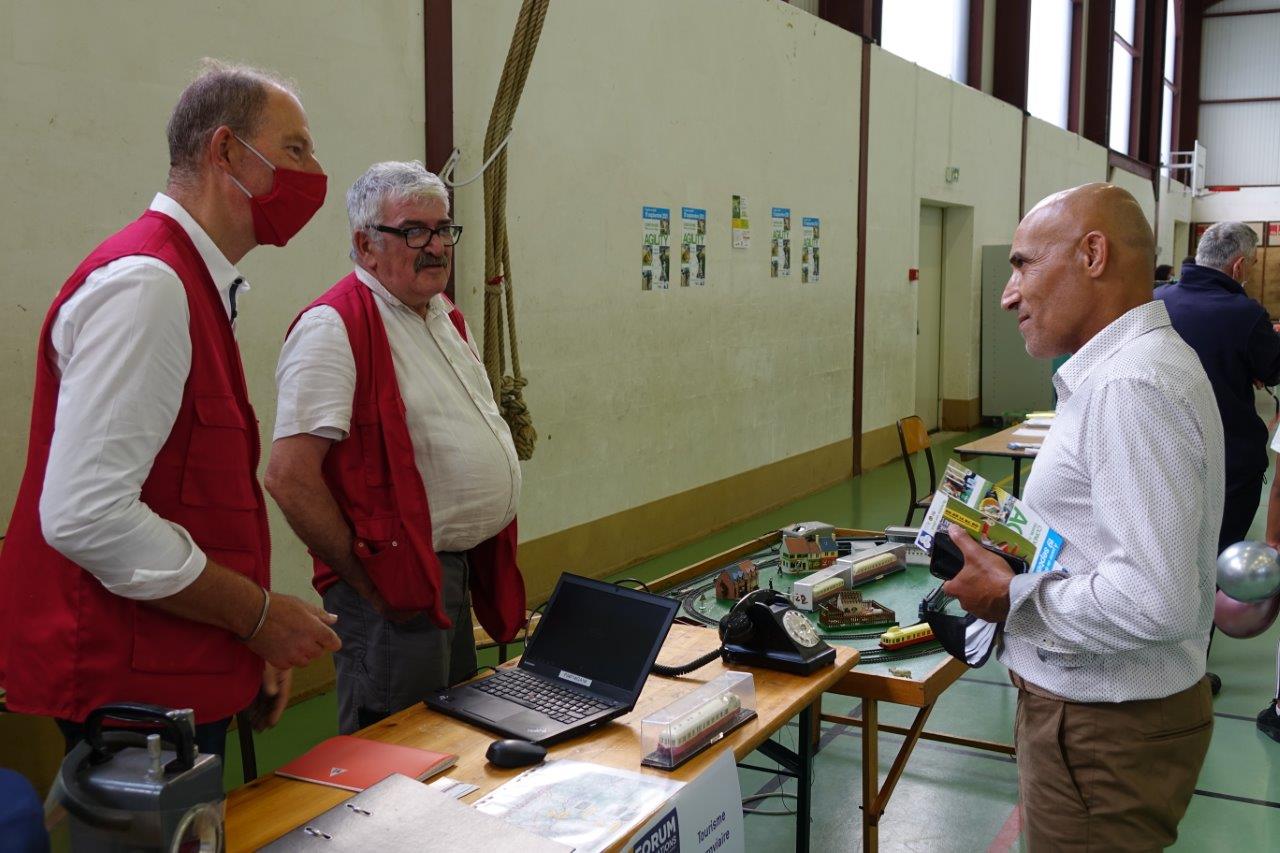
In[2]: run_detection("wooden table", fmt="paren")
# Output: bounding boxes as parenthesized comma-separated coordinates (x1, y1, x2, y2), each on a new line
(954, 421, 1046, 496)
(225, 623, 857, 852)
(646, 530, 1015, 853)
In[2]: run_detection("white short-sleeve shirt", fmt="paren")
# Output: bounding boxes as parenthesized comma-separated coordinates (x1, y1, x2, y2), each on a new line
(274, 267, 521, 552)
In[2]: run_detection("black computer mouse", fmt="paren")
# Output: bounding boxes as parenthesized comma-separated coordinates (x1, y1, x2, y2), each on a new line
(486, 738, 547, 768)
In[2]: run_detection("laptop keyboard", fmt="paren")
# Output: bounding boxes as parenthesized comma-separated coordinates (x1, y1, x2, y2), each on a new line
(475, 668, 614, 724)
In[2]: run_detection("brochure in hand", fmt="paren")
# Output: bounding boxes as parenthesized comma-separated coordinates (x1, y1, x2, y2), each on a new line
(914, 459, 1063, 574)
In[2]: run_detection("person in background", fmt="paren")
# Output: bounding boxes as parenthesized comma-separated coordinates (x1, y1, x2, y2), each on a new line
(1155, 263, 1174, 282)
(944, 183, 1220, 849)
(1157, 222, 1280, 694)
(1160, 226, 1278, 548)
(0, 60, 340, 758)
(265, 161, 525, 734)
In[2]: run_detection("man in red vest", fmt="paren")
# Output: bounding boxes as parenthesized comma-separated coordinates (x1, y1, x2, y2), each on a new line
(0, 60, 341, 758)
(266, 161, 525, 734)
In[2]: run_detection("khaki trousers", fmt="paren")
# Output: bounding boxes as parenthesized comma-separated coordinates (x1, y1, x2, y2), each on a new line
(1013, 675, 1213, 852)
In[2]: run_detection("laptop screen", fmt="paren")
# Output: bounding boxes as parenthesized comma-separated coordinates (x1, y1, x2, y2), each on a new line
(522, 574, 679, 699)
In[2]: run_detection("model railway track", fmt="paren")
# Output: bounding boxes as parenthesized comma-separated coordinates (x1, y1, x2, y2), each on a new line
(855, 642, 944, 665)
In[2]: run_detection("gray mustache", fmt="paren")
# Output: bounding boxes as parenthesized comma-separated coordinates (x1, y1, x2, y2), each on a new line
(415, 254, 448, 272)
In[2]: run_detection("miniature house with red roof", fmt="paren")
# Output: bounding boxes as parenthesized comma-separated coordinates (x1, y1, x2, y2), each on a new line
(778, 521, 839, 575)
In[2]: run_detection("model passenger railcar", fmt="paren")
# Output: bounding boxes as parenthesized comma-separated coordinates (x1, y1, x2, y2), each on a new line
(654, 693, 743, 763)
(878, 622, 935, 650)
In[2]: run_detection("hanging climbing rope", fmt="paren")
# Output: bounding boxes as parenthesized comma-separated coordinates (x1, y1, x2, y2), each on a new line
(478, 0, 549, 460)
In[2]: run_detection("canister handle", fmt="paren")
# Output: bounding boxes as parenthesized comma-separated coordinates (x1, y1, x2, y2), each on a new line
(84, 702, 198, 773)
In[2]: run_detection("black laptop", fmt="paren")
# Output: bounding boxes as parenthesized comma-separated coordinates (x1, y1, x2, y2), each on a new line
(424, 573, 679, 745)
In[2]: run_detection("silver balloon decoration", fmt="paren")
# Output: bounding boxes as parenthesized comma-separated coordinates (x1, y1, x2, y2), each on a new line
(1216, 540, 1280, 603)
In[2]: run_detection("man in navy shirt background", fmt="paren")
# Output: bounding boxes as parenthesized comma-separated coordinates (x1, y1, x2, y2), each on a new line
(1157, 221, 1280, 695)
(1158, 221, 1280, 555)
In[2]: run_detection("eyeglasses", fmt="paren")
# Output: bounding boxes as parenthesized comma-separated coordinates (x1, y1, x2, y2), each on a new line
(373, 223, 463, 248)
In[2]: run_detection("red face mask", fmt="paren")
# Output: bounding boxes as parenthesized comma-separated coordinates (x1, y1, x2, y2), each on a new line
(229, 134, 327, 247)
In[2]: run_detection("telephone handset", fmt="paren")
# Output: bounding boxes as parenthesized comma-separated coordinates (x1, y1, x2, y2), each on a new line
(718, 589, 837, 675)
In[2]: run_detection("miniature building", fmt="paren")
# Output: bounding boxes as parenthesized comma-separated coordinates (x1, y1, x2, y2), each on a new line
(714, 560, 760, 601)
(778, 521, 839, 575)
(817, 590, 896, 629)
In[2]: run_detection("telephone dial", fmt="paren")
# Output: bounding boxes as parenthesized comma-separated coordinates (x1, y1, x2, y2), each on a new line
(718, 589, 836, 674)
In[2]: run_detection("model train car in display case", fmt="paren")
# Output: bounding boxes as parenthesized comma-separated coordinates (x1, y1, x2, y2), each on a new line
(641, 672, 758, 769)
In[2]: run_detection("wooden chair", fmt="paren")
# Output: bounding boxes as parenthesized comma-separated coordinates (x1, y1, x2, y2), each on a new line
(896, 416, 937, 527)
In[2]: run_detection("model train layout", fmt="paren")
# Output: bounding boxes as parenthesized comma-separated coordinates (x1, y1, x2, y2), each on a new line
(666, 524, 944, 665)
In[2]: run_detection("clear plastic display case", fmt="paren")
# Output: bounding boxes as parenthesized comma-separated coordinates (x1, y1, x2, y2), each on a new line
(640, 672, 758, 770)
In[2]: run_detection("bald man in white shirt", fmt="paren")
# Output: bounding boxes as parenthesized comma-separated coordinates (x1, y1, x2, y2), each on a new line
(942, 183, 1221, 850)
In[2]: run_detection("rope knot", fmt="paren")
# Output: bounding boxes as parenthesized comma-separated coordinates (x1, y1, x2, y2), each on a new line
(499, 374, 536, 460)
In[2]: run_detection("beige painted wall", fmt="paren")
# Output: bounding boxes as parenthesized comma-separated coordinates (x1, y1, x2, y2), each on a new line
(1156, 176, 1195, 267)
(451, 0, 860, 541)
(861, 46, 1022, 437)
(0, 0, 426, 600)
(1022, 117, 1108, 214)
(1193, 187, 1280, 223)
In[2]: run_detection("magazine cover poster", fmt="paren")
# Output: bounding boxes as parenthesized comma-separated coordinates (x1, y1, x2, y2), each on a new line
(771, 207, 791, 278)
(801, 217, 820, 283)
(681, 207, 706, 287)
(642, 205, 670, 290)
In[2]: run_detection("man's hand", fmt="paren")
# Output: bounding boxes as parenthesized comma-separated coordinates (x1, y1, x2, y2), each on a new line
(939, 524, 1015, 622)
(246, 665, 293, 732)
(246, 593, 341, 669)
(349, 541, 419, 623)
(266, 436, 419, 624)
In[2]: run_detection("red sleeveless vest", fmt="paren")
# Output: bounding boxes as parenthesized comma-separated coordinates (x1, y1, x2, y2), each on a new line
(294, 273, 525, 643)
(0, 211, 269, 723)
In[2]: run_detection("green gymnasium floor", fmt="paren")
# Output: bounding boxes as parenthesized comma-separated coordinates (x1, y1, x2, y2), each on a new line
(226, 427, 1280, 851)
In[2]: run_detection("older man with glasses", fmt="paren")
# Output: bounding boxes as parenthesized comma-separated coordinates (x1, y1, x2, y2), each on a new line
(265, 161, 526, 734)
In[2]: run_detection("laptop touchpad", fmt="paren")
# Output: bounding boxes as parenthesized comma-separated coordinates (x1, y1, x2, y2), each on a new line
(471, 697, 535, 724)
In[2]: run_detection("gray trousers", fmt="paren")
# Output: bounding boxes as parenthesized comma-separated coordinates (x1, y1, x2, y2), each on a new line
(323, 551, 477, 734)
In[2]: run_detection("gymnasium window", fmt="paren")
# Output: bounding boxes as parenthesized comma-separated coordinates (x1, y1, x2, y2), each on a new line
(881, 0, 969, 83)
(1027, 0, 1074, 129)
(1110, 0, 1140, 154)
(1160, 0, 1179, 166)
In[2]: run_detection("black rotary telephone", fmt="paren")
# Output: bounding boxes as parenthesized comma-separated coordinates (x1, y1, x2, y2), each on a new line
(650, 589, 836, 678)
(717, 589, 836, 674)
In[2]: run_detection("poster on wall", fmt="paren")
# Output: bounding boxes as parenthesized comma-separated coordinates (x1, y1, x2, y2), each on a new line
(770, 207, 791, 278)
(732, 195, 751, 249)
(681, 207, 707, 287)
(642, 206, 670, 290)
(801, 217, 820, 283)
(1269, 222, 1280, 247)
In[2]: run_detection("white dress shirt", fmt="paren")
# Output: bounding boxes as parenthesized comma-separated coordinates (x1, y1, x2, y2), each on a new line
(274, 267, 520, 552)
(1001, 300, 1225, 702)
(39, 193, 245, 600)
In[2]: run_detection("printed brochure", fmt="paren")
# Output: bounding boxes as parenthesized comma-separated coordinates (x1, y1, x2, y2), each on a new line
(914, 459, 1063, 573)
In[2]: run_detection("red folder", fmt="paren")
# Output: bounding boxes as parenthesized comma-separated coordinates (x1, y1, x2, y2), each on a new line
(274, 735, 457, 792)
